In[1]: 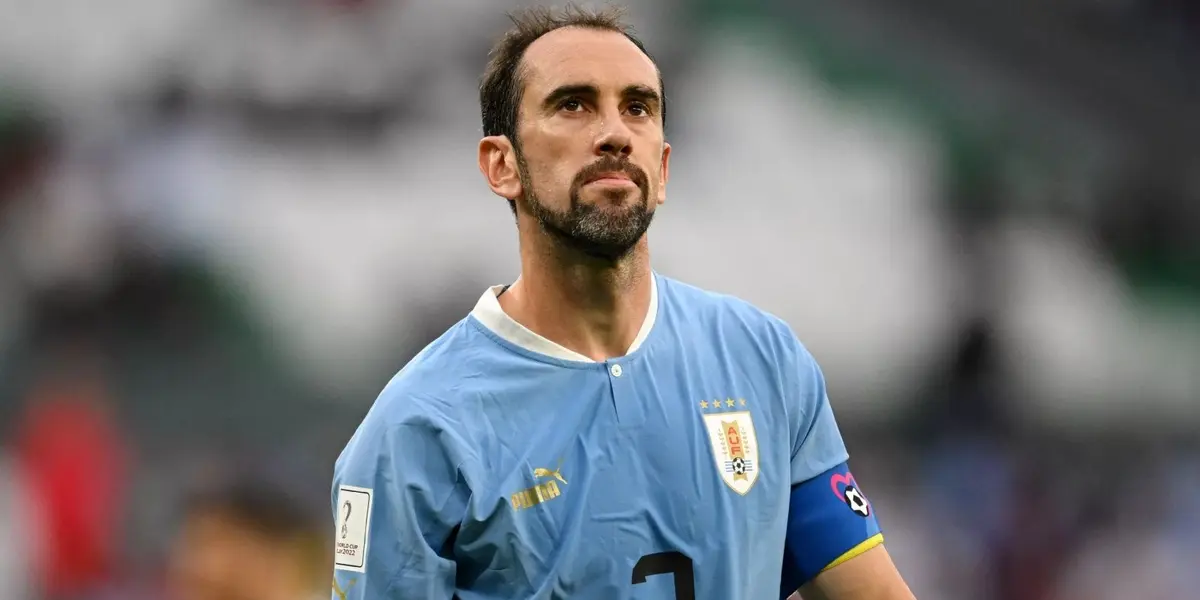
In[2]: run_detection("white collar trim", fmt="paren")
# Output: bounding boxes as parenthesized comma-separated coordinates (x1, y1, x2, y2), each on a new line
(470, 275, 658, 362)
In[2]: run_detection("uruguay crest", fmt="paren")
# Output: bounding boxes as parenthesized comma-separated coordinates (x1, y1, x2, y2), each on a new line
(701, 408, 760, 495)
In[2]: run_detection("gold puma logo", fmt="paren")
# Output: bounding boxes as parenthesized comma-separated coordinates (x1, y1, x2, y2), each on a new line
(533, 459, 568, 485)
(511, 459, 569, 511)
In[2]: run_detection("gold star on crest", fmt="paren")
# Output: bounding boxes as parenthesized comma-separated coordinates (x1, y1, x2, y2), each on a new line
(739, 398, 747, 406)
(699, 400, 709, 409)
(726, 398, 735, 408)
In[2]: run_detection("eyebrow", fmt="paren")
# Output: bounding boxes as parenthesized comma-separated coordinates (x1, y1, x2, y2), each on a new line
(542, 84, 598, 110)
(541, 83, 663, 112)
(622, 84, 662, 110)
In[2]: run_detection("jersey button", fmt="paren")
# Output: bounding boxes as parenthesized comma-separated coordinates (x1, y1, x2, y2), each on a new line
(609, 364, 623, 377)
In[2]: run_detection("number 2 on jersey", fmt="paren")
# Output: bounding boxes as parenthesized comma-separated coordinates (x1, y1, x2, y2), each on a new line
(632, 551, 696, 600)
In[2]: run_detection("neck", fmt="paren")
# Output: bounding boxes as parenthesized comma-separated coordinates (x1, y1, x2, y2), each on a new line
(500, 229, 653, 362)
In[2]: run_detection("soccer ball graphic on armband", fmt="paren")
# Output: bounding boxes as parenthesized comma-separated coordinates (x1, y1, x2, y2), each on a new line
(843, 486, 870, 517)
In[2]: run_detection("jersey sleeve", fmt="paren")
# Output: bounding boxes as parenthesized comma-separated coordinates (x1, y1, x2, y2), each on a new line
(331, 417, 472, 600)
(786, 342, 849, 485)
(779, 340, 883, 596)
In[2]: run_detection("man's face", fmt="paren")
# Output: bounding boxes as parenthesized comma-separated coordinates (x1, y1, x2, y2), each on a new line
(167, 512, 305, 600)
(511, 27, 670, 261)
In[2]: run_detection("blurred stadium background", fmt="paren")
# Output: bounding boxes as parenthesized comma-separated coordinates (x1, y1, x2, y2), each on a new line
(0, 0, 1198, 599)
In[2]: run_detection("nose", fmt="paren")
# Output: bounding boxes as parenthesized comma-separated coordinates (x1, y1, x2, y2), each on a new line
(593, 110, 633, 157)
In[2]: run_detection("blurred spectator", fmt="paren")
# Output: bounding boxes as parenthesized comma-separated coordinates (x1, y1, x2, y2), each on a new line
(165, 477, 329, 600)
(0, 96, 52, 208)
(0, 455, 36, 600)
(13, 345, 128, 600)
(0, 95, 54, 352)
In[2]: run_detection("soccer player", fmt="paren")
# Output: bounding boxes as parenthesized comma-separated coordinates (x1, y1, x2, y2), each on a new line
(170, 477, 330, 600)
(330, 6, 916, 600)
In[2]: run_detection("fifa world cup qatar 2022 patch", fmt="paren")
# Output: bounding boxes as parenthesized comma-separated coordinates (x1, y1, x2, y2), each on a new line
(334, 485, 373, 573)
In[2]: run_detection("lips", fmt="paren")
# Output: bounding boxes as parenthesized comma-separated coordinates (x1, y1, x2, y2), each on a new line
(585, 172, 633, 184)
(575, 159, 647, 191)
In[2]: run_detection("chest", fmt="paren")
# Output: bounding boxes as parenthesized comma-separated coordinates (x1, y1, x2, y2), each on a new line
(455, 354, 791, 593)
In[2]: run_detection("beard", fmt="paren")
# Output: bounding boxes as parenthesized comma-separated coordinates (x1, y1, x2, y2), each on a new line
(516, 151, 656, 263)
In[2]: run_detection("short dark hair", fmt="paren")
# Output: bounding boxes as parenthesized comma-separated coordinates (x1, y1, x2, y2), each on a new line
(479, 4, 666, 147)
(184, 478, 320, 542)
(183, 477, 329, 587)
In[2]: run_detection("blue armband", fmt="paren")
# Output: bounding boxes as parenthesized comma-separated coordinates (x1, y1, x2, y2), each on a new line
(779, 462, 883, 597)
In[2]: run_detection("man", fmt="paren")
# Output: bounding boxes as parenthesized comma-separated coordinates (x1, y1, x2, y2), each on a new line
(169, 478, 329, 600)
(330, 5, 916, 599)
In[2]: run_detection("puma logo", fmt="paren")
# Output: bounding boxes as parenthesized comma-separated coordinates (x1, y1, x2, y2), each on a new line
(533, 459, 568, 485)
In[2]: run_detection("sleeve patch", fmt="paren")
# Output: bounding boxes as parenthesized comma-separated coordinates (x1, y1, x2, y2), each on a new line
(780, 462, 883, 590)
(829, 472, 872, 517)
(334, 485, 373, 573)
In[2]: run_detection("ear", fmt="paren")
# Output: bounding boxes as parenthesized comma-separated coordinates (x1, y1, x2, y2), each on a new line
(478, 136, 523, 201)
(656, 142, 671, 206)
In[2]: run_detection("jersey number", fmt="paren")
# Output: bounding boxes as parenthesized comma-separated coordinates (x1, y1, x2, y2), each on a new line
(632, 551, 695, 600)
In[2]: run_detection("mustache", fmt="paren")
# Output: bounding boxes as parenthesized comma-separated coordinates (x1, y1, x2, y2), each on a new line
(572, 157, 649, 189)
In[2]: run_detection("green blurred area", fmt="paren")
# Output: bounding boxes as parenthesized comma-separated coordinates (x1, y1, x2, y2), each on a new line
(703, 0, 1200, 305)
(0, 0, 1195, 447)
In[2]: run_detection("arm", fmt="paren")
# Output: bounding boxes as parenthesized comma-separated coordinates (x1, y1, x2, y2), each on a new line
(331, 418, 471, 599)
(779, 340, 915, 600)
(799, 544, 915, 600)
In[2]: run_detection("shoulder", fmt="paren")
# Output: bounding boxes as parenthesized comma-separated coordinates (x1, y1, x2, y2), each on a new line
(657, 273, 810, 362)
(371, 313, 517, 423)
(336, 318, 494, 470)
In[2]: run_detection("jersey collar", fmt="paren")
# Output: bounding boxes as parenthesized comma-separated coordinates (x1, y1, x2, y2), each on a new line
(470, 274, 658, 363)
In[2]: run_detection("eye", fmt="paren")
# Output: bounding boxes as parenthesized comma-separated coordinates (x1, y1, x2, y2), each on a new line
(628, 102, 651, 117)
(559, 98, 585, 112)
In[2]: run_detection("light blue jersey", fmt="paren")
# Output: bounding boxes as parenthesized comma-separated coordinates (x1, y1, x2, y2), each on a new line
(331, 274, 872, 600)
